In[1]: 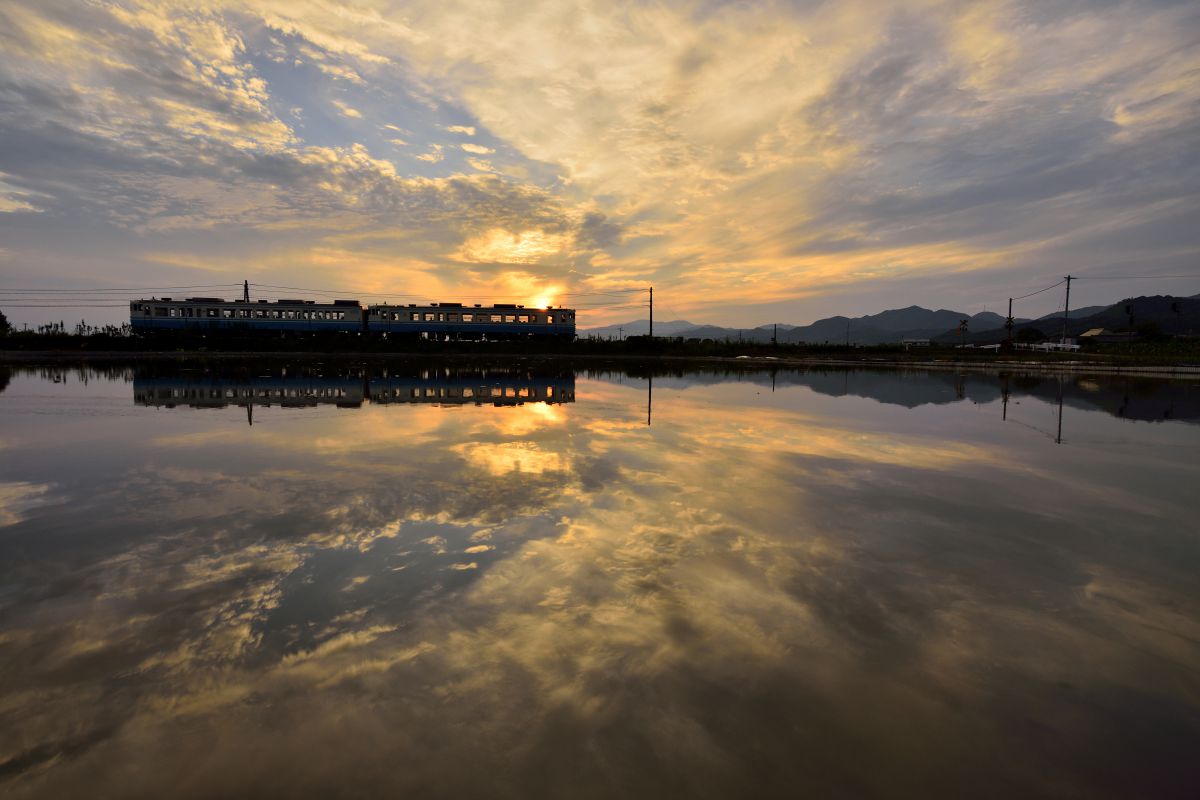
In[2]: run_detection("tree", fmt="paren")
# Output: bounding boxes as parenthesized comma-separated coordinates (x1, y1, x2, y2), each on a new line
(0, 307, 9, 336)
(1016, 327, 1046, 343)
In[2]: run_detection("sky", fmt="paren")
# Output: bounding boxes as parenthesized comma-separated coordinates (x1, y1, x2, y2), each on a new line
(0, 0, 1197, 328)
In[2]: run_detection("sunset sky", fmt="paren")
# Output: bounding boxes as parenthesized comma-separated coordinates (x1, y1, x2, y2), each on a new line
(1, 0, 1197, 327)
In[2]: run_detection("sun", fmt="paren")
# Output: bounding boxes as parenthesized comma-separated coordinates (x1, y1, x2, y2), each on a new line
(531, 293, 555, 308)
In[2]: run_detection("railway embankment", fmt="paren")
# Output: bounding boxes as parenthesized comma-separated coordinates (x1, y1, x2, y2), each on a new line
(3, 347, 1200, 377)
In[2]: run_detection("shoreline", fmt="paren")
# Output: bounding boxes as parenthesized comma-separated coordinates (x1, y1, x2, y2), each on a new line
(4, 349, 1200, 377)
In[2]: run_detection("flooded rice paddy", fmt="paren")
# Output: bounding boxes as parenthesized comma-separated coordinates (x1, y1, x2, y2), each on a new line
(0, 362, 1197, 798)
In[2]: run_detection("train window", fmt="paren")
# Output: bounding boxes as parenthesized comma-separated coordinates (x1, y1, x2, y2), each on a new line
(222, 309, 232, 318)
(518, 315, 529, 323)
(338, 312, 345, 320)
(463, 388, 474, 397)
(169, 308, 179, 317)
(411, 312, 420, 321)
(490, 314, 502, 323)
(547, 315, 554, 324)
(422, 313, 434, 321)
(462, 313, 474, 322)
(547, 386, 554, 397)
(504, 315, 515, 323)
(448, 313, 459, 322)
(438, 313, 445, 322)
(518, 388, 529, 397)
(155, 307, 168, 317)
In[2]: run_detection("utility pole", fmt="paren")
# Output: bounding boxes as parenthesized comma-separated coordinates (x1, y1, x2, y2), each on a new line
(1061, 274, 1072, 345)
(845, 319, 850, 347)
(649, 286, 653, 340)
(773, 323, 777, 347)
(244, 279, 250, 303)
(618, 326, 624, 342)
(1006, 298, 1014, 346)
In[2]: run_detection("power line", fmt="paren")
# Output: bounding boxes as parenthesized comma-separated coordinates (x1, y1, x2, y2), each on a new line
(0, 303, 134, 308)
(248, 282, 646, 300)
(1012, 279, 1065, 301)
(0, 284, 239, 293)
(1075, 274, 1196, 280)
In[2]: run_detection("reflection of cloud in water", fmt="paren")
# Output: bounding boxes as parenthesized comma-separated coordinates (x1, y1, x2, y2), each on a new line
(0, 481, 52, 527)
(0, 367, 1197, 797)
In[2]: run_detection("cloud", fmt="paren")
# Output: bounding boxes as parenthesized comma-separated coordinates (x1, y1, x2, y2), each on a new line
(331, 99, 363, 118)
(414, 144, 444, 163)
(0, 0, 1197, 327)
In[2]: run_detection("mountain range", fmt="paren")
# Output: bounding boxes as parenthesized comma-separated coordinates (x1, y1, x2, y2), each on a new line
(582, 295, 1199, 345)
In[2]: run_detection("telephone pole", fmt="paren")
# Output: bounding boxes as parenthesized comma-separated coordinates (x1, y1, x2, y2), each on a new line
(618, 326, 623, 342)
(649, 286, 653, 340)
(1006, 297, 1014, 346)
(1061, 275, 1072, 345)
(244, 279, 250, 303)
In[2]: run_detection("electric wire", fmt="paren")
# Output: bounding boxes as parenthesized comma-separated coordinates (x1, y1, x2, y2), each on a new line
(1011, 279, 1065, 301)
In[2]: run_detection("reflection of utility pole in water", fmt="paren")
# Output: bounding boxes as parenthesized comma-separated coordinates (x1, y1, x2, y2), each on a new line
(1056, 376, 1064, 444)
(1001, 374, 1010, 421)
(647, 374, 652, 426)
(247, 400, 253, 427)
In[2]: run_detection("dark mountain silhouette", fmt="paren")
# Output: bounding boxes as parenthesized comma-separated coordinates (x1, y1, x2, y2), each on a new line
(584, 307, 1016, 344)
(939, 294, 1200, 343)
(581, 293, 1199, 345)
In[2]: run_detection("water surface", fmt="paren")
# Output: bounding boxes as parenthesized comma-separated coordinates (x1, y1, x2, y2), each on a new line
(1, 363, 1197, 798)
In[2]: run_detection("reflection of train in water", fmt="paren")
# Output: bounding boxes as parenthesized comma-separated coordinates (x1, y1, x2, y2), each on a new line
(133, 367, 575, 412)
(129, 295, 576, 340)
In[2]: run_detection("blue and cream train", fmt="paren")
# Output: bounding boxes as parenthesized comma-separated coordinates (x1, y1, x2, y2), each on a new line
(130, 297, 576, 340)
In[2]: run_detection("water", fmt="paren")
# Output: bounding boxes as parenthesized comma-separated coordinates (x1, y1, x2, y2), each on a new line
(1, 362, 1197, 798)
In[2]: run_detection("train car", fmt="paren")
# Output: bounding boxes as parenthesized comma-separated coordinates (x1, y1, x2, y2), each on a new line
(366, 302, 575, 340)
(130, 297, 364, 333)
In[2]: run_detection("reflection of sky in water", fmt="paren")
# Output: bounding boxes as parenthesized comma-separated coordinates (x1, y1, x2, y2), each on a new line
(0, 366, 1198, 798)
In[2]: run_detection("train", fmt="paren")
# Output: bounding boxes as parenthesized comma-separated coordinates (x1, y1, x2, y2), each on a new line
(129, 295, 576, 340)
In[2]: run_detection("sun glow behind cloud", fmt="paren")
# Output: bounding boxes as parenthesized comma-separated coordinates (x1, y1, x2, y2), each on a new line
(0, 0, 1197, 326)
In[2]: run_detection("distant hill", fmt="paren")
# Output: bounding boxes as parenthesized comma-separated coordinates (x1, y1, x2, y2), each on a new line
(1036, 305, 1106, 322)
(582, 319, 699, 339)
(938, 294, 1200, 343)
(583, 307, 1015, 345)
(580, 294, 1199, 345)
